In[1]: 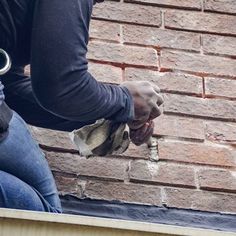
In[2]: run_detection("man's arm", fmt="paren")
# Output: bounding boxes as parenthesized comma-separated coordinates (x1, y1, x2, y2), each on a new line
(31, 0, 134, 123)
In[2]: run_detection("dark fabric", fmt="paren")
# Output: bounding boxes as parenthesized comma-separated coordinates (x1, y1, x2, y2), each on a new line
(0, 0, 134, 130)
(0, 101, 13, 140)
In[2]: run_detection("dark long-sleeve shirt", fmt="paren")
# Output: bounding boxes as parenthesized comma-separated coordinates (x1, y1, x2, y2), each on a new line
(0, 0, 134, 123)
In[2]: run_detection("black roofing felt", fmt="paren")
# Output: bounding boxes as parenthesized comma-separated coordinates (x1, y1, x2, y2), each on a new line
(60, 195, 236, 233)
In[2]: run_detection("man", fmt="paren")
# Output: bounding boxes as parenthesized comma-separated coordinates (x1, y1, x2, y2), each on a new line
(0, 0, 163, 212)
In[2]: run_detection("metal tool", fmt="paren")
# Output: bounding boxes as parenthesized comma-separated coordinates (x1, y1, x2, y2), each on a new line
(0, 49, 11, 75)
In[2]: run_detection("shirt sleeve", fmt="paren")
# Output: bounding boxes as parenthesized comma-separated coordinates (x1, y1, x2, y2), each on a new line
(30, 0, 134, 123)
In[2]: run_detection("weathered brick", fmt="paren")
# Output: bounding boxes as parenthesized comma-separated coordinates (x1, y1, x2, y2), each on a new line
(165, 10, 236, 35)
(158, 141, 236, 167)
(123, 25, 200, 51)
(85, 180, 162, 205)
(88, 62, 122, 83)
(154, 114, 205, 141)
(164, 188, 236, 214)
(124, 0, 201, 9)
(204, 0, 236, 14)
(118, 143, 150, 160)
(90, 20, 121, 42)
(203, 35, 236, 57)
(125, 68, 203, 95)
(130, 160, 196, 188)
(53, 173, 82, 197)
(164, 94, 236, 121)
(45, 152, 129, 181)
(198, 169, 236, 194)
(160, 50, 236, 77)
(88, 41, 158, 67)
(205, 77, 236, 99)
(29, 126, 76, 150)
(93, 1, 161, 27)
(205, 121, 236, 143)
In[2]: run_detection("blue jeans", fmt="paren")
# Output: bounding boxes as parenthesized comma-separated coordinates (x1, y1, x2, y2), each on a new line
(0, 111, 62, 213)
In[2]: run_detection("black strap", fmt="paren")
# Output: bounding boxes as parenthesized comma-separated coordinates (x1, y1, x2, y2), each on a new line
(0, 101, 13, 136)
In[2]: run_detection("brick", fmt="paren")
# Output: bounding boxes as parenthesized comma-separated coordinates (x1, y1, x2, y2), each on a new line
(90, 20, 120, 42)
(85, 180, 162, 205)
(164, 188, 236, 214)
(88, 41, 158, 67)
(205, 121, 236, 143)
(165, 10, 236, 35)
(204, 0, 236, 14)
(164, 94, 236, 121)
(160, 50, 236, 77)
(205, 77, 236, 99)
(198, 169, 236, 194)
(158, 141, 236, 167)
(53, 173, 82, 197)
(93, 1, 161, 27)
(203, 35, 236, 57)
(29, 126, 76, 150)
(125, 68, 203, 95)
(88, 62, 122, 83)
(45, 152, 129, 181)
(123, 25, 200, 51)
(118, 143, 150, 159)
(125, 0, 201, 9)
(130, 160, 196, 188)
(154, 114, 205, 141)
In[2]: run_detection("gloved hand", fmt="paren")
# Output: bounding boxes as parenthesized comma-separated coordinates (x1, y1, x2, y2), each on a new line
(120, 81, 163, 130)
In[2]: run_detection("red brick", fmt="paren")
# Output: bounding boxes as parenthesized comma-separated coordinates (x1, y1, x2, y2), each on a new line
(88, 62, 122, 84)
(205, 121, 236, 143)
(198, 169, 236, 193)
(154, 114, 205, 141)
(84, 180, 162, 205)
(53, 173, 82, 197)
(164, 94, 236, 121)
(124, 0, 201, 9)
(164, 188, 236, 214)
(88, 41, 158, 67)
(125, 68, 203, 95)
(165, 10, 236, 35)
(123, 25, 200, 51)
(202, 35, 236, 57)
(45, 152, 129, 181)
(90, 20, 121, 42)
(158, 141, 236, 167)
(130, 160, 196, 188)
(204, 0, 236, 14)
(118, 143, 150, 160)
(205, 77, 236, 99)
(92, 1, 161, 27)
(160, 50, 236, 77)
(29, 126, 76, 150)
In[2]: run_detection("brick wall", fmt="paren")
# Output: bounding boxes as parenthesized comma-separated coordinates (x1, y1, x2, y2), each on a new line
(30, 0, 236, 214)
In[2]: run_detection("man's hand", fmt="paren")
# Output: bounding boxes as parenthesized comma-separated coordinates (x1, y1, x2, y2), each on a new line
(120, 81, 163, 130)
(130, 120, 154, 146)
